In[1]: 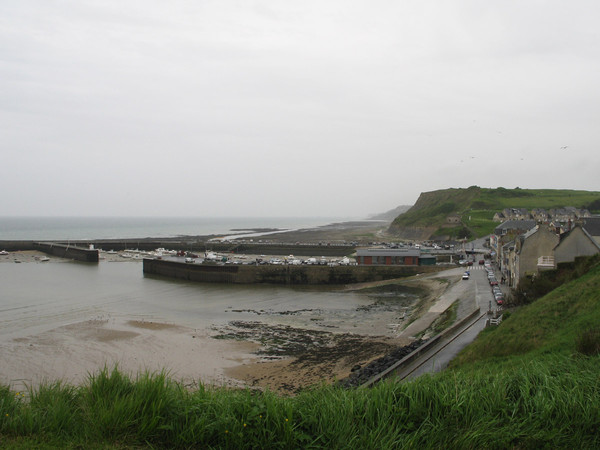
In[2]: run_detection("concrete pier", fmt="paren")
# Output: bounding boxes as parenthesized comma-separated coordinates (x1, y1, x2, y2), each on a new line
(34, 242, 99, 262)
(143, 258, 438, 285)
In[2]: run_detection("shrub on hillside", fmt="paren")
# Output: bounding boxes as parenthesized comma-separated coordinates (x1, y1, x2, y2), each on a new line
(584, 198, 600, 213)
(576, 328, 600, 356)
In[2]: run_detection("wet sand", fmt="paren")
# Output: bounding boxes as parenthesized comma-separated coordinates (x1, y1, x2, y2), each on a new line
(2, 317, 259, 393)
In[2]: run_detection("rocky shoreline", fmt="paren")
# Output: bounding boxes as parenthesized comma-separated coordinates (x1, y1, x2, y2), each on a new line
(338, 339, 426, 388)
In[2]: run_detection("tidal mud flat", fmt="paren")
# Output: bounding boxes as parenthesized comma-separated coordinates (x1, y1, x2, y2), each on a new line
(0, 288, 419, 394)
(218, 276, 455, 394)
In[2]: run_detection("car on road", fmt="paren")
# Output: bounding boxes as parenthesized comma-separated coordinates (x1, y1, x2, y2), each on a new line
(479, 259, 485, 265)
(462, 272, 470, 280)
(494, 292, 504, 305)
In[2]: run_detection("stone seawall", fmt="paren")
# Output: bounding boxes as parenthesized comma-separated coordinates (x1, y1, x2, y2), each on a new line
(0, 240, 354, 257)
(143, 258, 439, 285)
(33, 242, 99, 262)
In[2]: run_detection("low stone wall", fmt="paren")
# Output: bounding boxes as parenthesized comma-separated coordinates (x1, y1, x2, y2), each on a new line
(0, 241, 38, 251)
(16, 240, 356, 257)
(34, 242, 99, 263)
(359, 308, 484, 387)
(143, 258, 439, 285)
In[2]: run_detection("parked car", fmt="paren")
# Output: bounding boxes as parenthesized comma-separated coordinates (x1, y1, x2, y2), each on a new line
(489, 279, 499, 286)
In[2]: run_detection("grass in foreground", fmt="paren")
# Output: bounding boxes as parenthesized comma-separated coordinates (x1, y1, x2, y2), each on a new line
(1, 356, 599, 449)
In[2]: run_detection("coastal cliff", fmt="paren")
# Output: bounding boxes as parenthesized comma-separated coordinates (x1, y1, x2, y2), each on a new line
(388, 186, 600, 241)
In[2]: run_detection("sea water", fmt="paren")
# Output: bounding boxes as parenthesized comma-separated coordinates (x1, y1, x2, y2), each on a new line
(0, 216, 350, 241)
(0, 260, 386, 342)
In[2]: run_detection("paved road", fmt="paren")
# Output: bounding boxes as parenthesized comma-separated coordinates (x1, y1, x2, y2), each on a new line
(395, 257, 501, 380)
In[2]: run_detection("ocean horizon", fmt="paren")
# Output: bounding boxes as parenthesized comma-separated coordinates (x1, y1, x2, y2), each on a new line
(0, 216, 355, 241)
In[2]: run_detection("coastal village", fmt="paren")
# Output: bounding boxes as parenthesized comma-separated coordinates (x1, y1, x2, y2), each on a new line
(488, 208, 600, 289)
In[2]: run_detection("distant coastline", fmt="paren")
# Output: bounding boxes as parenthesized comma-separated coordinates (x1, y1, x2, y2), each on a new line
(0, 216, 356, 241)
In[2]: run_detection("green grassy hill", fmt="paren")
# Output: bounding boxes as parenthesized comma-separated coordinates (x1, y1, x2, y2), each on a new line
(389, 186, 600, 239)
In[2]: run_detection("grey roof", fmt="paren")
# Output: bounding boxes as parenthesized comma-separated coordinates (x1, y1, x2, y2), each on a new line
(521, 225, 540, 240)
(583, 217, 600, 236)
(501, 240, 515, 250)
(494, 220, 536, 235)
(556, 225, 600, 251)
(356, 248, 420, 257)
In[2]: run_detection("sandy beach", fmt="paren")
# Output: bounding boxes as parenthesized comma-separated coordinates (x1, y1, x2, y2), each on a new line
(1, 248, 471, 394)
(2, 316, 259, 393)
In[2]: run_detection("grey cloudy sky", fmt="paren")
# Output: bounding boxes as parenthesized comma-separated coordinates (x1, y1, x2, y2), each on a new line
(1, 1, 599, 218)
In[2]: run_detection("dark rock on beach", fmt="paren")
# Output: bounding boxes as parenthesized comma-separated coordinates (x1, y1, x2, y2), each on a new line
(338, 339, 426, 388)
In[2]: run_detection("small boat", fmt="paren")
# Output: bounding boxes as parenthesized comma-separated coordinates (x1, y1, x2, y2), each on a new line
(0, 250, 8, 255)
(40, 256, 50, 262)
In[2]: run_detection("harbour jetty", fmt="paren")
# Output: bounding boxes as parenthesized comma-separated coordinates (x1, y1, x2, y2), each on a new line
(143, 258, 439, 285)
(0, 239, 355, 258)
(34, 242, 99, 262)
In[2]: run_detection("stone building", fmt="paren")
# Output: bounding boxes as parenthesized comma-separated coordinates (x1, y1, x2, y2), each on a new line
(491, 220, 536, 267)
(446, 215, 461, 224)
(554, 226, 600, 265)
(508, 225, 560, 288)
(356, 248, 421, 265)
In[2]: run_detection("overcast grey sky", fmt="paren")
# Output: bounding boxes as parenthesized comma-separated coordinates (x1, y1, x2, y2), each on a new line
(1, 1, 599, 218)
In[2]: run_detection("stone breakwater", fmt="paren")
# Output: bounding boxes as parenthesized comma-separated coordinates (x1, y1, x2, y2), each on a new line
(143, 258, 439, 285)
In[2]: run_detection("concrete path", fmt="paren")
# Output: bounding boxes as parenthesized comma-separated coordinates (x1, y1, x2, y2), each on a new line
(397, 267, 475, 340)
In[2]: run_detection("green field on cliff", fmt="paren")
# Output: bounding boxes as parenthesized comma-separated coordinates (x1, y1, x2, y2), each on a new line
(2, 259, 600, 448)
(390, 186, 600, 239)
